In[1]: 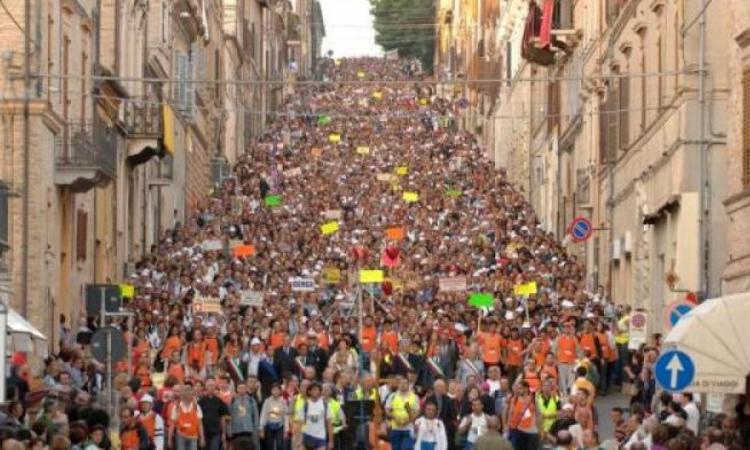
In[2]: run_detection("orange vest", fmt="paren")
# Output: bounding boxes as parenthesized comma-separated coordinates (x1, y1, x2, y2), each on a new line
(139, 413, 156, 439)
(509, 396, 536, 431)
(361, 327, 377, 353)
(270, 333, 286, 351)
(205, 337, 220, 364)
(381, 331, 399, 354)
(597, 332, 615, 362)
(167, 362, 186, 383)
(541, 364, 559, 381)
(525, 370, 542, 393)
(557, 335, 578, 364)
(136, 366, 153, 387)
(162, 336, 182, 359)
(505, 338, 523, 366)
(187, 341, 206, 369)
(317, 332, 330, 351)
(176, 403, 201, 438)
(579, 333, 598, 359)
(480, 332, 502, 364)
(121, 426, 141, 450)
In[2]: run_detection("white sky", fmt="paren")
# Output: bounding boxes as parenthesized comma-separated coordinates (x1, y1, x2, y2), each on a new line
(318, 0, 382, 57)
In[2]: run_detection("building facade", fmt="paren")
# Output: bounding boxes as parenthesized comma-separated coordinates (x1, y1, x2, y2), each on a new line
(439, 0, 739, 333)
(0, 0, 320, 342)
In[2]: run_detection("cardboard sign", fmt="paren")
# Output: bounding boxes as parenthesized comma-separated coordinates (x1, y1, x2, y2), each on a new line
(320, 221, 340, 235)
(265, 195, 282, 207)
(119, 284, 135, 299)
(195, 296, 221, 314)
(289, 277, 316, 292)
(468, 293, 493, 308)
(323, 209, 342, 220)
(240, 291, 264, 307)
(629, 312, 648, 350)
(285, 167, 302, 177)
(419, 98, 429, 106)
(233, 244, 255, 258)
(329, 133, 341, 143)
(322, 267, 341, 284)
(395, 166, 409, 176)
(311, 147, 323, 157)
(513, 282, 538, 296)
(359, 270, 384, 283)
(385, 226, 406, 240)
(376, 173, 393, 182)
(439, 276, 467, 292)
(201, 239, 224, 252)
(356, 146, 370, 155)
(403, 191, 419, 203)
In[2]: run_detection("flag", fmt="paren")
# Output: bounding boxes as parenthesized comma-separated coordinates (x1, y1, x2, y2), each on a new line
(320, 221, 339, 235)
(359, 270, 384, 283)
(265, 195, 282, 207)
(233, 244, 255, 258)
(386, 226, 406, 240)
(119, 284, 135, 298)
(469, 293, 494, 308)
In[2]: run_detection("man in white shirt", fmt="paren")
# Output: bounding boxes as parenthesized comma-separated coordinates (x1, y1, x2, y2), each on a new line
(680, 392, 701, 434)
(414, 402, 448, 450)
(294, 382, 333, 450)
(459, 398, 488, 449)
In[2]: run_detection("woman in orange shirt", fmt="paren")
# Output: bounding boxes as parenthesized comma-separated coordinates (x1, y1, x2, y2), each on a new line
(380, 320, 399, 354)
(504, 327, 524, 382)
(161, 325, 183, 360)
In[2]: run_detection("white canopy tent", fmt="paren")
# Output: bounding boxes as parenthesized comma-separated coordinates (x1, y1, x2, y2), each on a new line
(663, 292, 750, 394)
(7, 307, 48, 357)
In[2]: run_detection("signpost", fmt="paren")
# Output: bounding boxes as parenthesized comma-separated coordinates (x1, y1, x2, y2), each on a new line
(569, 216, 593, 243)
(655, 350, 696, 392)
(664, 301, 695, 329)
(629, 311, 648, 350)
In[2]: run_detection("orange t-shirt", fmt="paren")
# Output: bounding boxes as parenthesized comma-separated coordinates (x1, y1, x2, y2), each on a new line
(597, 332, 615, 361)
(205, 337, 220, 364)
(479, 332, 503, 365)
(270, 332, 286, 351)
(167, 362, 186, 383)
(361, 326, 377, 353)
(187, 341, 206, 369)
(175, 403, 201, 439)
(317, 332, 330, 351)
(578, 333, 598, 359)
(121, 427, 141, 450)
(557, 335, 578, 364)
(162, 336, 182, 359)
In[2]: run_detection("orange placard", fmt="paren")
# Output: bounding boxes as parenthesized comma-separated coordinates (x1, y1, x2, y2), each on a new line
(311, 147, 322, 157)
(233, 244, 255, 258)
(386, 226, 406, 241)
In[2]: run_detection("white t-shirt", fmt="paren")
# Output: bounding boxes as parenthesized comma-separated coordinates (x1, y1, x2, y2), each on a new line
(684, 402, 700, 434)
(414, 417, 447, 450)
(295, 399, 331, 440)
(460, 413, 487, 443)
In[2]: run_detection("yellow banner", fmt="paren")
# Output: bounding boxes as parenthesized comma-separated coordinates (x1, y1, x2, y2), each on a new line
(162, 105, 175, 154)
(513, 282, 538, 296)
(320, 221, 340, 235)
(120, 283, 135, 298)
(329, 133, 341, 143)
(359, 269, 384, 283)
(395, 166, 409, 176)
(323, 267, 341, 284)
(403, 191, 419, 202)
(357, 71, 366, 78)
(371, 91, 383, 100)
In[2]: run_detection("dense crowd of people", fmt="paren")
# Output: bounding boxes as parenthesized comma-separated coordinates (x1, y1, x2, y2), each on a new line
(2, 57, 749, 450)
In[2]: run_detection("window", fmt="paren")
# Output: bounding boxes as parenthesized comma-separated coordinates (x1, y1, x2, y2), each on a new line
(743, 67, 750, 188)
(76, 209, 87, 261)
(619, 75, 630, 150)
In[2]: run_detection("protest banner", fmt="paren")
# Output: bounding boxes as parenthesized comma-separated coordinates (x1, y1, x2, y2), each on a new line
(201, 239, 224, 252)
(376, 173, 393, 182)
(320, 221, 339, 235)
(317, 115, 332, 125)
(359, 270, 384, 283)
(323, 209, 342, 220)
(240, 291, 264, 307)
(439, 276, 467, 292)
(329, 133, 341, 143)
(395, 166, 409, 176)
(371, 91, 383, 100)
(513, 281, 538, 296)
(403, 191, 419, 203)
(356, 146, 370, 155)
(289, 277, 316, 292)
(195, 296, 221, 314)
(446, 188, 463, 198)
(265, 195, 282, 207)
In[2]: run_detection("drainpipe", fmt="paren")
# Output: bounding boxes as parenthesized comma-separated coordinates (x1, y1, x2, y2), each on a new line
(22, 0, 31, 317)
(698, 0, 709, 298)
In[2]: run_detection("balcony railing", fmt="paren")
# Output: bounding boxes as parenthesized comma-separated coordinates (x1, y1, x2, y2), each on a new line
(123, 102, 162, 137)
(55, 121, 117, 191)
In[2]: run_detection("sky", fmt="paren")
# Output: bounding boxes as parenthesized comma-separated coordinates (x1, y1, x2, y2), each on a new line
(318, 0, 382, 57)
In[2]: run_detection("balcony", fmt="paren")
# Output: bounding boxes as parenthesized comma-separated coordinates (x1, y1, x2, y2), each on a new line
(55, 121, 117, 192)
(123, 101, 163, 165)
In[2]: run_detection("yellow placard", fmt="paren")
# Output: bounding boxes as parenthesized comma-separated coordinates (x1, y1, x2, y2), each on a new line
(419, 98, 429, 106)
(323, 267, 342, 284)
(320, 221, 340, 235)
(403, 191, 419, 203)
(329, 133, 341, 143)
(359, 269, 384, 283)
(356, 146, 370, 155)
(120, 283, 135, 299)
(395, 166, 409, 176)
(371, 91, 383, 100)
(513, 282, 538, 296)
(357, 71, 366, 78)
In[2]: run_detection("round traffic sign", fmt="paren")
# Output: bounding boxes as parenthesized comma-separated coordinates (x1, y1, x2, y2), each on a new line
(569, 216, 593, 243)
(664, 301, 695, 329)
(91, 327, 127, 364)
(631, 312, 647, 328)
(655, 350, 695, 392)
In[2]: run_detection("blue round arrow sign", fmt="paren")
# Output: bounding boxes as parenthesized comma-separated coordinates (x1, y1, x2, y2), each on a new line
(655, 350, 695, 392)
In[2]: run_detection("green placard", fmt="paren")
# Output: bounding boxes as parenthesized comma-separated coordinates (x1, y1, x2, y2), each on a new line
(265, 195, 282, 207)
(468, 292, 494, 308)
(446, 188, 463, 198)
(317, 115, 332, 125)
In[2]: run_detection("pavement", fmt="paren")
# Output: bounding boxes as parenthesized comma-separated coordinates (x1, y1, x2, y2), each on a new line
(595, 390, 630, 440)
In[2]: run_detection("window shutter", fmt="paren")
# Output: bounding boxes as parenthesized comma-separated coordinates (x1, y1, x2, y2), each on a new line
(607, 83, 619, 161)
(619, 76, 630, 151)
(743, 67, 750, 188)
(599, 95, 610, 163)
(76, 209, 87, 261)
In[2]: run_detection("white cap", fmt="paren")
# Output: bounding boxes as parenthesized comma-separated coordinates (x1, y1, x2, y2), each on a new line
(139, 394, 154, 404)
(251, 337, 262, 346)
(561, 300, 575, 308)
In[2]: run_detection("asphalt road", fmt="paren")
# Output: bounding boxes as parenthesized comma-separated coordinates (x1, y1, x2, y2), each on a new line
(596, 390, 630, 440)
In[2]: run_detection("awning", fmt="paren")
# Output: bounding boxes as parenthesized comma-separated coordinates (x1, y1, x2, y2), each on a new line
(7, 308, 48, 357)
(643, 194, 680, 225)
(663, 292, 750, 394)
